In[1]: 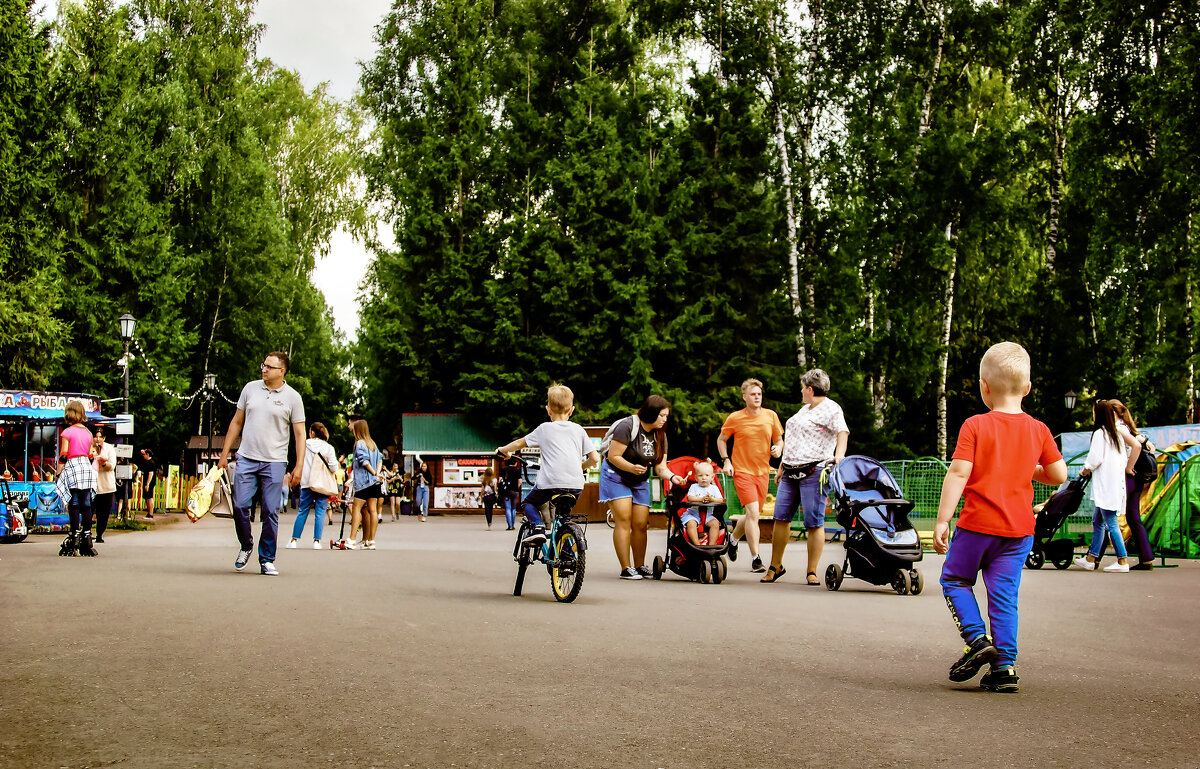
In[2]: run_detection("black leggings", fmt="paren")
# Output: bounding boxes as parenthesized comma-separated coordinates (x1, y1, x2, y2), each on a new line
(483, 498, 495, 526)
(94, 492, 114, 538)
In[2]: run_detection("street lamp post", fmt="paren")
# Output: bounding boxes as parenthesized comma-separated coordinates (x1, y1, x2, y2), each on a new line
(204, 373, 217, 474)
(118, 313, 136, 520)
(1064, 390, 1078, 411)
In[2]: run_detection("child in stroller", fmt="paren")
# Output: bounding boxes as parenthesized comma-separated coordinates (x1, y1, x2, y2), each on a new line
(650, 457, 736, 584)
(682, 462, 724, 545)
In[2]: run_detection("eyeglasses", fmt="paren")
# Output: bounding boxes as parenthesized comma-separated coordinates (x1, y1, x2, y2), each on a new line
(261, 363, 284, 371)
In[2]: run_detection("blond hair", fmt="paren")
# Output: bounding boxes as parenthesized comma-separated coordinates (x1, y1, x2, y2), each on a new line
(64, 400, 86, 425)
(352, 419, 377, 451)
(741, 378, 763, 394)
(693, 461, 715, 476)
(979, 342, 1031, 395)
(547, 383, 574, 416)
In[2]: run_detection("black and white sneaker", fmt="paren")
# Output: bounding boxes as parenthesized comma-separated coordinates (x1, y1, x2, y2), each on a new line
(234, 549, 253, 572)
(635, 565, 653, 579)
(750, 556, 766, 573)
(520, 527, 547, 546)
(619, 567, 643, 580)
(949, 634, 998, 682)
(979, 666, 1020, 693)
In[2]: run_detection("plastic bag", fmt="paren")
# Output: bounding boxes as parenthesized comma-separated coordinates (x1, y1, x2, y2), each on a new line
(186, 466, 224, 522)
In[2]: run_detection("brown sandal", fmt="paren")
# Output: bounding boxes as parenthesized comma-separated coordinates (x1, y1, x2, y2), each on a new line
(760, 565, 786, 583)
(806, 571, 820, 585)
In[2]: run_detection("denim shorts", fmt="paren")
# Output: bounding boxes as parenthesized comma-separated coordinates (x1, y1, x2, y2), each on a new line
(679, 508, 717, 528)
(773, 471, 825, 529)
(598, 461, 650, 507)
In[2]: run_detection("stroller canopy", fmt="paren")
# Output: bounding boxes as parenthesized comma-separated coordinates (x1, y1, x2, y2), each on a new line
(827, 455, 905, 501)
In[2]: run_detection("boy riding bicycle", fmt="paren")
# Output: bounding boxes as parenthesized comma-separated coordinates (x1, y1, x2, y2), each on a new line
(497, 384, 600, 545)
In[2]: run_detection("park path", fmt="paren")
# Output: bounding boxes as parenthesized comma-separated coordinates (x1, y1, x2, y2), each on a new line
(2, 512, 1198, 768)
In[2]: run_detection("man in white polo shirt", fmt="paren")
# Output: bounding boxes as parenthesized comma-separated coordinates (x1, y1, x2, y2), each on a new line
(218, 351, 306, 576)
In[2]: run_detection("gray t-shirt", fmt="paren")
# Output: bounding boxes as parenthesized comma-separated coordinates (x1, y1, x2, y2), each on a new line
(235, 380, 305, 463)
(524, 420, 592, 490)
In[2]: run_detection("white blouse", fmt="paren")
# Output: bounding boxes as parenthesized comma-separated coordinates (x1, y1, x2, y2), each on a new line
(1084, 428, 1126, 512)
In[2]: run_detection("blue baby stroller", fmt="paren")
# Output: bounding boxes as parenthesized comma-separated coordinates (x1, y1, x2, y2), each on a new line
(824, 455, 924, 595)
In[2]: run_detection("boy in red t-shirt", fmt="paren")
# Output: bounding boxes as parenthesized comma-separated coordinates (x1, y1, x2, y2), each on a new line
(933, 342, 1067, 693)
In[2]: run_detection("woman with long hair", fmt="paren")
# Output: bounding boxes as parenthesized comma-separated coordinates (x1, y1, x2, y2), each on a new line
(599, 395, 687, 580)
(341, 419, 384, 550)
(480, 466, 499, 529)
(287, 422, 338, 549)
(1075, 400, 1133, 572)
(1108, 399, 1154, 569)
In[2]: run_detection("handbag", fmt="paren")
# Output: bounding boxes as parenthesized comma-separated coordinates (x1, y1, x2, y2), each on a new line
(1133, 436, 1159, 486)
(308, 453, 339, 497)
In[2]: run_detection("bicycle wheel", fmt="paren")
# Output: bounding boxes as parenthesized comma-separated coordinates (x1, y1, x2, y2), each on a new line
(513, 523, 533, 597)
(550, 522, 586, 603)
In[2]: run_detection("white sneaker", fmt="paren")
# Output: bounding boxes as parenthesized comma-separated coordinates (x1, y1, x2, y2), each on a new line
(364, 541, 376, 550)
(1073, 556, 1097, 571)
(261, 562, 279, 576)
(313, 540, 322, 549)
(1103, 561, 1130, 572)
(285, 539, 298, 549)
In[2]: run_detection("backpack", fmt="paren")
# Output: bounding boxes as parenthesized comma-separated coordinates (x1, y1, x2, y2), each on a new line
(1133, 435, 1159, 485)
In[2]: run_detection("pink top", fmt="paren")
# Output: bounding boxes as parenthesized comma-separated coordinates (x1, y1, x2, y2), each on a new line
(62, 424, 93, 459)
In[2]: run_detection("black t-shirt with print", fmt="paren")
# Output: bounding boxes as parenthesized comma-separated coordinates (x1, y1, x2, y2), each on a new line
(606, 416, 665, 484)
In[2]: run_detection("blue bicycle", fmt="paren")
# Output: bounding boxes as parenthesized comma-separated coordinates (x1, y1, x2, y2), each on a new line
(512, 492, 587, 602)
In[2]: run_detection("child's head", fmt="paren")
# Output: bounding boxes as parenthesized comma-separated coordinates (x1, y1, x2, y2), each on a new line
(64, 400, 86, 425)
(546, 383, 574, 417)
(979, 342, 1031, 396)
(693, 461, 715, 485)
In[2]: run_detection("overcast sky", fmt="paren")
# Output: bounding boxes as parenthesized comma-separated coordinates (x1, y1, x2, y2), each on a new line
(38, 0, 395, 340)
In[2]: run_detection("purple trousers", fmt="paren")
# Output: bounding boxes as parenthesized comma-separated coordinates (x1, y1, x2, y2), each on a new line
(940, 528, 1032, 668)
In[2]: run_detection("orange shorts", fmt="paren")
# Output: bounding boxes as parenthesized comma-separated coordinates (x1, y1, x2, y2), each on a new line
(732, 472, 769, 508)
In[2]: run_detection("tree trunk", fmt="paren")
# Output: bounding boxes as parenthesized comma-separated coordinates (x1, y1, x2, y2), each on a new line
(768, 37, 806, 368)
(937, 218, 958, 459)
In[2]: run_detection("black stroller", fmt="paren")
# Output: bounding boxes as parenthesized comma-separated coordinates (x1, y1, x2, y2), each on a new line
(1026, 476, 1089, 570)
(824, 455, 924, 595)
(650, 457, 737, 584)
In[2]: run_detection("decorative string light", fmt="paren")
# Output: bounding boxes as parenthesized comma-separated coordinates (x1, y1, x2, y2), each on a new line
(130, 336, 205, 406)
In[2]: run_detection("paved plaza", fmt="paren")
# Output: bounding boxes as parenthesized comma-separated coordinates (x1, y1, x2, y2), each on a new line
(2, 513, 1198, 768)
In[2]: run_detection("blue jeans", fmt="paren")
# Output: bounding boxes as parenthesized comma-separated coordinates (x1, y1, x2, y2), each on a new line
(1088, 507, 1127, 559)
(503, 493, 518, 528)
(233, 459, 285, 565)
(415, 485, 429, 515)
(521, 487, 581, 528)
(772, 470, 825, 529)
(292, 488, 328, 541)
(940, 528, 1032, 668)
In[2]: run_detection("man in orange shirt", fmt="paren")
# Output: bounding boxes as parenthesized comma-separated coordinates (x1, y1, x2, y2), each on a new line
(717, 379, 784, 572)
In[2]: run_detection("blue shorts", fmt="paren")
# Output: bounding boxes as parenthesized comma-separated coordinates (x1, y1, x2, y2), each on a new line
(773, 471, 826, 529)
(679, 508, 718, 528)
(598, 461, 650, 507)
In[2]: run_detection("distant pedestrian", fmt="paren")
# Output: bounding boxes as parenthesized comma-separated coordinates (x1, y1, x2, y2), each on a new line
(480, 467, 498, 529)
(57, 400, 97, 556)
(498, 454, 525, 530)
(287, 422, 338, 550)
(414, 460, 432, 522)
(218, 351, 306, 576)
(1109, 399, 1155, 569)
(340, 419, 384, 549)
(1074, 400, 1134, 573)
(91, 427, 117, 543)
(135, 448, 158, 518)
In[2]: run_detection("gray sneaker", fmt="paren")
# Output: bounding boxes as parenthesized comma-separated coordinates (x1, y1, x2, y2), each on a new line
(234, 549, 252, 572)
(635, 565, 654, 579)
(261, 562, 279, 576)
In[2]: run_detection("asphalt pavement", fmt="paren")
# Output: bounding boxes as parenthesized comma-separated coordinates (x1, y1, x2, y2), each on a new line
(2, 511, 1198, 768)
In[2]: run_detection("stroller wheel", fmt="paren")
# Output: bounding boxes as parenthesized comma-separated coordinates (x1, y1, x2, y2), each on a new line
(825, 563, 843, 591)
(1025, 549, 1045, 570)
(652, 555, 665, 580)
(714, 557, 727, 584)
(891, 569, 911, 595)
(1052, 554, 1072, 570)
(700, 560, 713, 584)
(909, 568, 923, 595)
